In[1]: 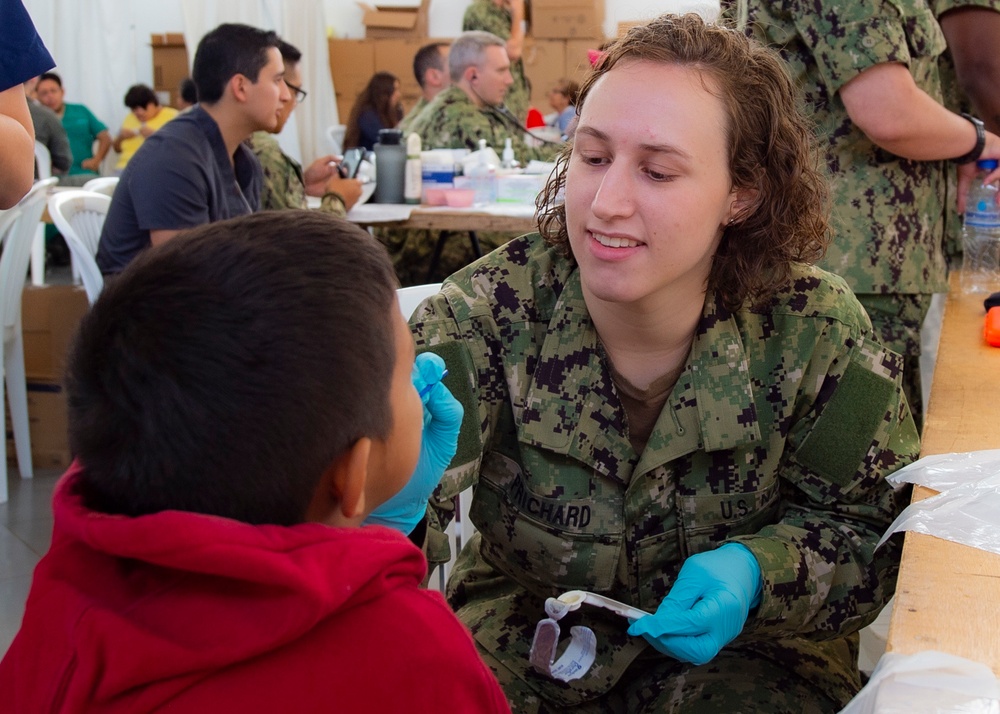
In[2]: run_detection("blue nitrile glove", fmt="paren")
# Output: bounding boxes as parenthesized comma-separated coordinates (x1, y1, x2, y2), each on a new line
(365, 352, 463, 534)
(627, 543, 763, 666)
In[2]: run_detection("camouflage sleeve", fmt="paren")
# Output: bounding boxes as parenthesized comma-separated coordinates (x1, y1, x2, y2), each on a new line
(732, 321, 919, 640)
(320, 192, 347, 217)
(253, 137, 301, 212)
(786, 0, 919, 95)
(462, 0, 511, 38)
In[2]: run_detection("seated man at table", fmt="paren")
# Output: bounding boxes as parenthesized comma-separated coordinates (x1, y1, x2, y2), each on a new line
(407, 31, 559, 165)
(34, 72, 111, 185)
(398, 41, 450, 133)
(385, 31, 558, 287)
(25, 80, 71, 177)
(0, 211, 510, 714)
(95, 23, 290, 275)
(111, 84, 178, 173)
(249, 39, 362, 216)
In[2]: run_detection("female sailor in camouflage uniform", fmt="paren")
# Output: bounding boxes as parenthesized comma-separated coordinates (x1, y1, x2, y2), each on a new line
(409, 14, 918, 713)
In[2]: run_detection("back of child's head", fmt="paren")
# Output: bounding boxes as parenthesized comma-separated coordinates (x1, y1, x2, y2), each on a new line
(67, 210, 399, 525)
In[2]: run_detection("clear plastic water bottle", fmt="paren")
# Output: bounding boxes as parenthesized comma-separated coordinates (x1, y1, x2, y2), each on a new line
(962, 158, 1000, 294)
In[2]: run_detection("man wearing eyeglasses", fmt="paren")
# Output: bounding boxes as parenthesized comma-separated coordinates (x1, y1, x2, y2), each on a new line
(97, 23, 291, 275)
(250, 40, 362, 216)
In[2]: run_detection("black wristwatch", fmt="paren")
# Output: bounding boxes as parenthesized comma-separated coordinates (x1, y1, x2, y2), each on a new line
(953, 113, 986, 164)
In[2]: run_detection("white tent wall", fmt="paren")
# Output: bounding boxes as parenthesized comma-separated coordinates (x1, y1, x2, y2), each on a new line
(22, 0, 718, 171)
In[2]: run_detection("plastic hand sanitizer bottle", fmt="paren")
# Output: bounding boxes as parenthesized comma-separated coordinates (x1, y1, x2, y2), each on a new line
(501, 137, 516, 169)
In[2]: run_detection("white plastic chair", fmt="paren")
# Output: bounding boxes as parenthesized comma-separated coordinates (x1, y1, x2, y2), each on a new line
(30, 142, 53, 287)
(82, 176, 119, 199)
(327, 124, 346, 156)
(397, 283, 476, 591)
(48, 190, 109, 304)
(33, 141, 51, 179)
(0, 177, 58, 502)
(397, 282, 442, 319)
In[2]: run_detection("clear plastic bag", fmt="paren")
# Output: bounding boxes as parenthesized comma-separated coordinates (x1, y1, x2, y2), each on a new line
(877, 450, 1000, 554)
(839, 651, 1000, 714)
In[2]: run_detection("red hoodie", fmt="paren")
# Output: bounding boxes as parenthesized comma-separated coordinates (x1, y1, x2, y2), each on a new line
(0, 465, 510, 713)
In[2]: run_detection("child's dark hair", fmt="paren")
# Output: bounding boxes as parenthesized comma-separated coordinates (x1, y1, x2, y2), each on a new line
(67, 211, 400, 525)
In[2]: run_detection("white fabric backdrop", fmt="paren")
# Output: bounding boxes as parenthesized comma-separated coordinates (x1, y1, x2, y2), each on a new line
(24, 0, 338, 167)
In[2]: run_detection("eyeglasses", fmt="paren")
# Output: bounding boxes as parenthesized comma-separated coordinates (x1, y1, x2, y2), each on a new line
(285, 81, 307, 103)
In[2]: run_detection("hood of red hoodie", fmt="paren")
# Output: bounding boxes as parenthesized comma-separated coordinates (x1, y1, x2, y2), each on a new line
(2, 463, 427, 710)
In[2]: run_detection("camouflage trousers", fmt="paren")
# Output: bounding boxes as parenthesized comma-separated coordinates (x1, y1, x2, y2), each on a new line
(375, 227, 520, 287)
(856, 293, 931, 433)
(478, 643, 849, 713)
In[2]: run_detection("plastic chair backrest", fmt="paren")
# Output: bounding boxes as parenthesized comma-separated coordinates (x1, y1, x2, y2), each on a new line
(1, 178, 58, 330)
(328, 124, 346, 156)
(397, 282, 442, 319)
(48, 190, 110, 304)
(82, 176, 119, 199)
(34, 141, 51, 179)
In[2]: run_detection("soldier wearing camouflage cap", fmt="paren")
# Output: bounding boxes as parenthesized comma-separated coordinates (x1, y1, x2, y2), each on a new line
(723, 0, 1000, 431)
(408, 14, 918, 712)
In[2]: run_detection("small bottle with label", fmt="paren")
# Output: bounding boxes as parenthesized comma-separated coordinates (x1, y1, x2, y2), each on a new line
(404, 132, 422, 204)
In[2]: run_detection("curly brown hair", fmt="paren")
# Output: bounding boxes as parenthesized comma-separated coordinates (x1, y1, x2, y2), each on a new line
(536, 13, 830, 311)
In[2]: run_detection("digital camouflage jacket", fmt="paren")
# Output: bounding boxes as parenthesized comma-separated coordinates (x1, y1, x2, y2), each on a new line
(407, 86, 560, 163)
(725, 0, 949, 296)
(248, 131, 346, 217)
(410, 233, 918, 706)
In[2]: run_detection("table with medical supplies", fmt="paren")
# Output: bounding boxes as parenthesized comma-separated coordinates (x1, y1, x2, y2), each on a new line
(344, 202, 538, 234)
(885, 271, 1000, 675)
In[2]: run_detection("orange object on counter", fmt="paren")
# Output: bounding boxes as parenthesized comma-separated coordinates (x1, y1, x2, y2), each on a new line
(985, 306, 1000, 346)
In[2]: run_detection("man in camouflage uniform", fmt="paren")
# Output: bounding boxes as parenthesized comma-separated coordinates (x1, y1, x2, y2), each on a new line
(463, 0, 530, 123)
(387, 31, 560, 287)
(410, 233, 917, 712)
(398, 42, 449, 134)
(722, 0, 1000, 431)
(250, 40, 361, 216)
(931, 0, 1000, 262)
(407, 31, 560, 165)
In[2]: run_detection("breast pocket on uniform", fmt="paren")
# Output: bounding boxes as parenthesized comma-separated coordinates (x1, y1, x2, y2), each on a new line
(470, 451, 624, 595)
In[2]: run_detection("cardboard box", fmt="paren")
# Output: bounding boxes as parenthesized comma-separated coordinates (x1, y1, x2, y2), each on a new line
(359, 0, 429, 39)
(5, 380, 73, 470)
(374, 38, 426, 97)
(565, 38, 600, 83)
(151, 37, 190, 109)
(531, 3, 604, 40)
(21, 285, 90, 382)
(330, 38, 376, 102)
(617, 20, 645, 37)
(150, 32, 185, 46)
(523, 38, 567, 109)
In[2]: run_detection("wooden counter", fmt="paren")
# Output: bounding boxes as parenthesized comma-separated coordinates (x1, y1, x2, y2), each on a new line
(885, 272, 1000, 673)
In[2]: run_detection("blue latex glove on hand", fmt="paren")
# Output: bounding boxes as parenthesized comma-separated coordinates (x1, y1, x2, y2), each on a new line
(365, 352, 463, 534)
(627, 543, 763, 666)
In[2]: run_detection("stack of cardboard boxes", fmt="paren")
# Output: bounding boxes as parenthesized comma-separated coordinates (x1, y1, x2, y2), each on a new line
(150, 33, 190, 109)
(6, 286, 90, 470)
(329, 0, 607, 124)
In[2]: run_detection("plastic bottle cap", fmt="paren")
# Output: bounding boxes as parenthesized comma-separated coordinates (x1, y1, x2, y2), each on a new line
(977, 159, 999, 171)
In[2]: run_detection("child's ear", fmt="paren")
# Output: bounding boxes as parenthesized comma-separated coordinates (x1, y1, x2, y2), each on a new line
(330, 437, 371, 519)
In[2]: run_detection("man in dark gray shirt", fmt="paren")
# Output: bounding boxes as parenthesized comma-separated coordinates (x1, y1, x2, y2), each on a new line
(25, 81, 71, 177)
(96, 23, 291, 274)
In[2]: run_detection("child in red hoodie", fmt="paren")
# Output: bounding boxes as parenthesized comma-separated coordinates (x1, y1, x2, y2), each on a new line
(0, 210, 510, 714)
